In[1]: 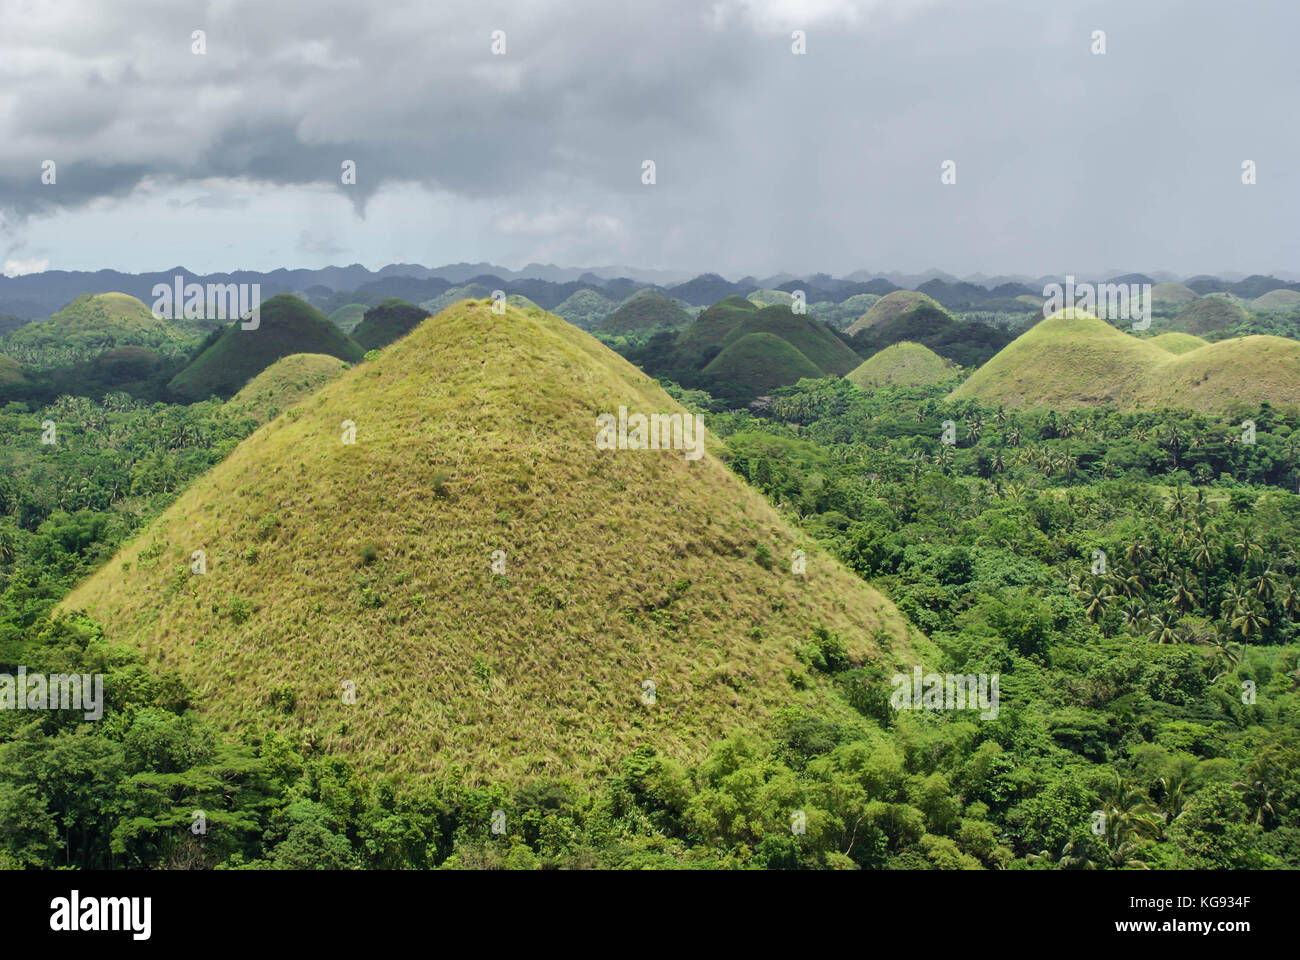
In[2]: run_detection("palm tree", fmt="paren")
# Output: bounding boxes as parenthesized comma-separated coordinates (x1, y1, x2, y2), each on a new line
(1230, 602, 1270, 640)
(1235, 535, 1263, 574)
(1280, 578, 1300, 620)
(1252, 566, 1278, 603)
(1221, 582, 1251, 620)
(1077, 578, 1112, 623)
(1235, 778, 1287, 828)
(1208, 634, 1242, 682)
(1155, 774, 1190, 822)
(1120, 600, 1149, 631)
(1147, 613, 1180, 645)
(1168, 576, 1197, 615)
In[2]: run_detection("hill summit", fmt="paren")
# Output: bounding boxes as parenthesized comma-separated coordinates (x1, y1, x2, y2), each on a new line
(61, 300, 923, 782)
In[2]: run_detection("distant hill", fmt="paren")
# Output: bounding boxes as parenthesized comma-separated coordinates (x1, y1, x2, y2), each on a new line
(1251, 289, 1300, 313)
(1149, 332, 1208, 355)
(167, 294, 364, 401)
(351, 298, 431, 350)
(7, 292, 195, 355)
(847, 296, 1012, 368)
(674, 296, 760, 356)
(667, 273, 743, 306)
(599, 291, 692, 332)
(552, 289, 617, 330)
(60, 299, 925, 782)
(328, 303, 368, 334)
(1171, 296, 1250, 334)
(419, 283, 494, 314)
(1151, 282, 1197, 306)
(230, 353, 350, 424)
(718, 306, 860, 376)
(846, 290, 943, 336)
(847, 342, 957, 389)
(700, 333, 825, 405)
(951, 309, 1300, 412)
(745, 289, 795, 308)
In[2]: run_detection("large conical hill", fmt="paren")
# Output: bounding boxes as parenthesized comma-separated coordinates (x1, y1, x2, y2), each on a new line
(61, 300, 925, 782)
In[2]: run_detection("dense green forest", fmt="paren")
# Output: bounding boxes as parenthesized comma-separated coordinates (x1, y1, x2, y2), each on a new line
(2, 365, 1296, 868)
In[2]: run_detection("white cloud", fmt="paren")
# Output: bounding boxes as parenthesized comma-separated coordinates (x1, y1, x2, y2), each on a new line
(3, 257, 49, 277)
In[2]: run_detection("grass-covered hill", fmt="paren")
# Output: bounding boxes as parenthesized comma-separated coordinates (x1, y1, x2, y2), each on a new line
(1149, 332, 1209, 354)
(1251, 289, 1300, 313)
(700, 332, 826, 404)
(673, 295, 761, 355)
(229, 353, 350, 424)
(60, 299, 924, 783)
(845, 290, 942, 336)
(848, 296, 1011, 368)
(1150, 281, 1197, 306)
(1136, 335, 1300, 412)
(328, 303, 369, 334)
(553, 288, 617, 330)
(719, 306, 860, 377)
(7, 292, 193, 355)
(598, 290, 692, 333)
(167, 294, 364, 401)
(350, 298, 431, 351)
(951, 309, 1300, 412)
(847, 341, 957, 389)
(951, 310, 1177, 408)
(1172, 296, 1250, 334)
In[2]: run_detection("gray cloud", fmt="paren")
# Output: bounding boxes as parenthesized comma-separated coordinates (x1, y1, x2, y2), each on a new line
(0, 0, 1296, 276)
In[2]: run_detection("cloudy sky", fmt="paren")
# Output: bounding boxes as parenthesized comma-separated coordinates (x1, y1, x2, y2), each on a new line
(0, 0, 1296, 279)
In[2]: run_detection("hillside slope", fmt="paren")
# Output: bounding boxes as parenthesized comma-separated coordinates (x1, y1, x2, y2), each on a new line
(61, 300, 925, 782)
(229, 353, 350, 424)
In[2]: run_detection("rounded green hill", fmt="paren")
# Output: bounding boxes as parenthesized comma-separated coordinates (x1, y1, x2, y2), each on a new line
(598, 291, 692, 333)
(10, 292, 191, 353)
(848, 341, 956, 389)
(846, 290, 943, 336)
(351, 298, 431, 351)
(1173, 296, 1249, 334)
(700, 332, 825, 404)
(951, 309, 1300, 412)
(167, 294, 364, 401)
(1251, 289, 1300, 313)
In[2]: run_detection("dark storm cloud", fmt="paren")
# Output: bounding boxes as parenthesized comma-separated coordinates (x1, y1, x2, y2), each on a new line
(0, 0, 1297, 275)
